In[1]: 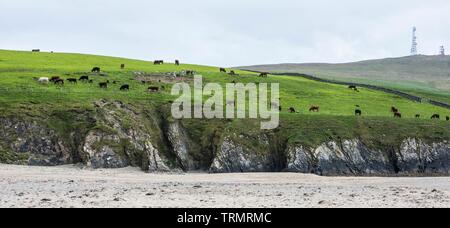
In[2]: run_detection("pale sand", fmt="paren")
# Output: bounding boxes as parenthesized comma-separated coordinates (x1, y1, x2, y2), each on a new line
(0, 164, 449, 208)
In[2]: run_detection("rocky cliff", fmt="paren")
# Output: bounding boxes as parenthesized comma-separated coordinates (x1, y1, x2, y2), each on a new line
(0, 100, 449, 176)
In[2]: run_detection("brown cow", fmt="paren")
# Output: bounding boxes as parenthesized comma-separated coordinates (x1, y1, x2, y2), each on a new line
(309, 106, 320, 112)
(66, 78, 77, 84)
(391, 107, 399, 113)
(50, 76, 61, 82)
(259, 73, 268, 78)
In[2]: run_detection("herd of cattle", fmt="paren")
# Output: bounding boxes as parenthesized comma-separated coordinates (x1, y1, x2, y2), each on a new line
(33, 60, 449, 121)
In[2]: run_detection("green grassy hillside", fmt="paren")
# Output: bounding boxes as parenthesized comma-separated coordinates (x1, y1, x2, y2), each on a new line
(238, 55, 450, 104)
(0, 49, 448, 118)
(0, 49, 449, 154)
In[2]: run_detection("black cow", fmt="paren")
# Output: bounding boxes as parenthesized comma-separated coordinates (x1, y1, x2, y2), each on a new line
(446, 116, 449, 121)
(394, 112, 402, 118)
(99, 82, 108, 89)
(32, 49, 40, 52)
(92, 67, 101, 73)
(355, 109, 362, 116)
(120, 64, 125, 69)
(415, 114, 421, 118)
(54, 79, 64, 85)
(88, 80, 94, 84)
(220, 68, 227, 73)
(431, 114, 440, 119)
(259, 73, 268, 78)
(120, 85, 130, 91)
(289, 107, 297, 113)
(175, 60, 180, 66)
(67, 78, 77, 84)
(79, 76, 89, 82)
(154, 60, 164, 65)
(186, 70, 195, 76)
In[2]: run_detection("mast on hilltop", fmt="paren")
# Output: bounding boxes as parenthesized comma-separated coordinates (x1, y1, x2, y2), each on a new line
(410, 27, 418, 56)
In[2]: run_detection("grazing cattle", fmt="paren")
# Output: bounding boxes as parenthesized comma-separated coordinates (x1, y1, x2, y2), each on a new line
(148, 86, 160, 92)
(446, 116, 449, 121)
(120, 85, 130, 91)
(229, 70, 238, 76)
(391, 107, 399, 113)
(38, 77, 49, 84)
(88, 80, 94, 84)
(32, 49, 40, 52)
(67, 78, 77, 84)
(355, 109, 362, 116)
(415, 114, 421, 118)
(394, 112, 402, 118)
(92, 67, 101, 73)
(54, 79, 64, 85)
(175, 60, 180, 66)
(141, 81, 147, 84)
(50, 76, 61, 82)
(289, 107, 297, 113)
(154, 60, 164, 65)
(99, 82, 108, 89)
(431, 114, 440, 119)
(309, 106, 320, 112)
(120, 64, 125, 69)
(186, 70, 195, 76)
(259, 73, 269, 78)
(220, 68, 227, 73)
(349, 85, 360, 92)
(79, 76, 89, 82)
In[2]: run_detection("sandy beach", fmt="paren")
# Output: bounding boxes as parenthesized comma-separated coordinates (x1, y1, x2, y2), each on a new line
(0, 164, 449, 208)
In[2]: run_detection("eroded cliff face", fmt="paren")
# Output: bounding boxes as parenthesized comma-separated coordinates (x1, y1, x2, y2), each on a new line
(286, 139, 450, 175)
(0, 100, 173, 171)
(0, 100, 449, 176)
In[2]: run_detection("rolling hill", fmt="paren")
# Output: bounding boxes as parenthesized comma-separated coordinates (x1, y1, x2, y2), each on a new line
(238, 55, 450, 104)
(0, 49, 449, 175)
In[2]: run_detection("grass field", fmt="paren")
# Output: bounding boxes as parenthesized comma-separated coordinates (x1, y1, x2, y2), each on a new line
(239, 55, 450, 104)
(0, 49, 448, 118)
(0, 49, 449, 152)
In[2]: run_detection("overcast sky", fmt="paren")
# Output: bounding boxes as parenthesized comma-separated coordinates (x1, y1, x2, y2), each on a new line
(1, 0, 449, 66)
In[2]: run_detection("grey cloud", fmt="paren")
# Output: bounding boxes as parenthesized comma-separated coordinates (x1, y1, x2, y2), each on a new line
(1, 0, 449, 66)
